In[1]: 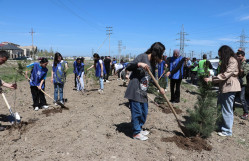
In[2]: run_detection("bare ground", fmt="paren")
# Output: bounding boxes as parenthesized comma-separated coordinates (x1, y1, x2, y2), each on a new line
(0, 74, 248, 161)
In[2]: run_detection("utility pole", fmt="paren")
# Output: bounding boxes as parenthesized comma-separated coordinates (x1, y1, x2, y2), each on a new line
(209, 51, 212, 59)
(169, 48, 171, 57)
(29, 28, 35, 59)
(177, 24, 189, 56)
(238, 29, 248, 52)
(118, 40, 122, 63)
(106, 26, 112, 56)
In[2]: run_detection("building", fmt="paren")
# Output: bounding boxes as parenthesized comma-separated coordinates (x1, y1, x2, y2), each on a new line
(0, 42, 24, 59)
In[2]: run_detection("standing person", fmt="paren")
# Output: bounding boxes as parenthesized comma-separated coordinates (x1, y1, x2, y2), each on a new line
(236, 50, 249, 120)
(157, 56, 168, 91)
(125, 42, 165, 141)
(87, 53, 106, 93)
(25, 58, 49, 111)
(166, 49, 186, 103)
(190, 57, 198, 84)
(204, 45, 241, 136)
(75, 57, 85, 92)
(197, 54, 213, 78)
(111, 58, 117, 75)
(104, 56, 111, 82)
(73, 59, 77, 89)
(51, 52, 68, 105)
(0, 51, 17, 131)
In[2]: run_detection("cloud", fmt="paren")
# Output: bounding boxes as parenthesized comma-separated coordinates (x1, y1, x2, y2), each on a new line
(239, 15, 249, 21)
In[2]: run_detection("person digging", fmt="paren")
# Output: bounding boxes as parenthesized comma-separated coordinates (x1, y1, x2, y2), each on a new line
(0, 51, 17, 131)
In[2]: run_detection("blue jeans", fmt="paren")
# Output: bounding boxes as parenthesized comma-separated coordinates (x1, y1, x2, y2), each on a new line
(99, 77, 104, 90)
(76, 72, 84, 91)
(220, 92, 235, 136)
(129, 100, 148, 135)
(54, 83, 64, 102)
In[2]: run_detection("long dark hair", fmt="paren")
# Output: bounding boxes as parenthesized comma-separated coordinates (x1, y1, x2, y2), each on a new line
(145, 42, 165, 67)
(218, 45, 240, 74)
(53, 52, 63, 67)
(93, 53, 100, 69)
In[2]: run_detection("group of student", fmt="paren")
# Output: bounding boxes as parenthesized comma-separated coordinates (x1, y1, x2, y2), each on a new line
(125, 42, 248, 140)
(0, 42, 248, 140)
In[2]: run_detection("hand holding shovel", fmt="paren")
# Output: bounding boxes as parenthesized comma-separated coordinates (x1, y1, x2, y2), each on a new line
(146, 68, 189, 137)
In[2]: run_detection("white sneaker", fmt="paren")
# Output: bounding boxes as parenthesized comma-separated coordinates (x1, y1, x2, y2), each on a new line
(133, 133, 148, 141)
(54, 102, 58, 106)
(218, 132, 231, 136)
(98, 89, 103, 94)
(42, 105, 49, 109)
(140, 130, 150, 136)
(34, 107, 39, 111)
(106, 80, 110, 83)
(60, 101, 64, 105)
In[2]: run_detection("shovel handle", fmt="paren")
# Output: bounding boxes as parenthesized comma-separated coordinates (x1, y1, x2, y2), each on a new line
(39, 87, 56, 102)
(1, 93, 14, 115)
(147, 69, 180, 121)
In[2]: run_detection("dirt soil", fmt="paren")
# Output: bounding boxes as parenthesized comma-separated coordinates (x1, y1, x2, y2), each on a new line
(0, 74, 249, 161)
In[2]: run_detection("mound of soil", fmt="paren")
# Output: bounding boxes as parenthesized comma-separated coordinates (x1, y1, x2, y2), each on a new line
(158, 104, 183, 114)
(42, 108, 63, 117)
(161, 135, 212, 151)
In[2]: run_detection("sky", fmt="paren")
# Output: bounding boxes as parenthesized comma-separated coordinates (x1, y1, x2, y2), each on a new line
(0, 0, 249, 58)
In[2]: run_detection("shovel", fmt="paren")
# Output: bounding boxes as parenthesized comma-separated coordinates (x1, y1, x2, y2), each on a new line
(38, 87, 69, 110)
(1, 92, 21, 123)
(147, 69, 189, 137)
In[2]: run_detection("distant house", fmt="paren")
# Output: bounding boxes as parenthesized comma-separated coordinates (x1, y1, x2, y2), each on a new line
(19, 45, 37, 58)
(0, 42, 24, 59)
(0, 42, 37, 59)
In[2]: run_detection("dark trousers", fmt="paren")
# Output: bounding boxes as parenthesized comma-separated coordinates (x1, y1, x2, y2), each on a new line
(74, 73, 77, 88)
(104, 66, 110, 81)
(30, 86, 47, 108)
(170, 79, 182, 102)
(235, 86, 248, 114)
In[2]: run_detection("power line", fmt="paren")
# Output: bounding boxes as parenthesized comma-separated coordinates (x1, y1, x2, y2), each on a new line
(106, 26, 113, 56)
(177, 24, 189, 57)
(238, 29, 248, 52)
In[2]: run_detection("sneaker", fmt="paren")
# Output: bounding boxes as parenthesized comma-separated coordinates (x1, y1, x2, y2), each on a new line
(60, 101, 64, 105)
(34, 107, 39, 111)
(140, 130, 150, 136)
(42, 105, 49, 109)
(54, 102, 58, 106)
(98, 89, 103, 94)
(218, 132, 231, 137)
(241, 113, 248, 120)
(106, 80, 110, 83)
(133, 133, 148, 141)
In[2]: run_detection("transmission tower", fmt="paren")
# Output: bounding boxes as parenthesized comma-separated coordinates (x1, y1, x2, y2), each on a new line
(118, 40, 122, 63)
(106, 26, 112, 56)
(176, 24, 189, 57)
(29, 28, 35, 59)
(238, 29, 248, 52)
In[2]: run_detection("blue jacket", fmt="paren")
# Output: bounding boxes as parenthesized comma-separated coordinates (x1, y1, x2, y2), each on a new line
(96, 60, 106, 77)
(169, 56, 184, 79)
(53, 61, 66, 83)
(73, 61, 77, 74)
(158, 60, 166, 78)
(29, 62, 48, 89)
(75, 63, 84, 77)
